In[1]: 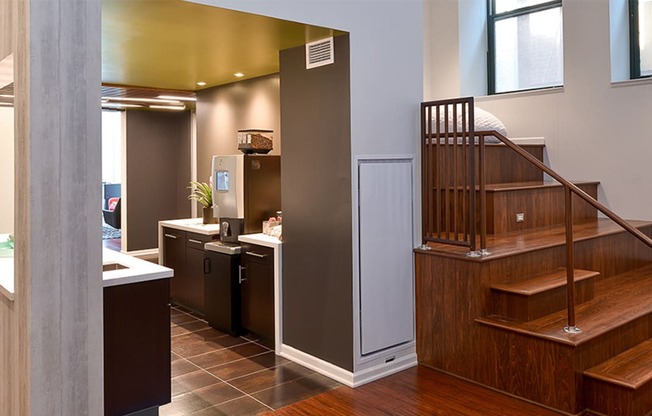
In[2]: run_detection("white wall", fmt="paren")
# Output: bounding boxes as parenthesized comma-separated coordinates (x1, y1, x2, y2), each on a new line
(0, 107, 13, 234)
(101, 110, 122, 184)
(425, 0, 652, 220)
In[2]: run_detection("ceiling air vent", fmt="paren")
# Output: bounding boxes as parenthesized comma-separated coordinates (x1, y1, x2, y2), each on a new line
(306, 37, 334, 69)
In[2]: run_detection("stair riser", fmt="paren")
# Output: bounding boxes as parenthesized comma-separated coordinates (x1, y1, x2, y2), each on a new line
(487, 184, 598, 234)
(434, 144, 544, 186)
(435, 183, 598, 237)
(584, 377, 651, 416)
(475, 314, 652, 414)
(492, 279, 595, 321)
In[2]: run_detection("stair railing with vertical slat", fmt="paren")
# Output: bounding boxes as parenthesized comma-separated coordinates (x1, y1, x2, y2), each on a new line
(421, 97, 652, 333)
(421, 97, 480, 255)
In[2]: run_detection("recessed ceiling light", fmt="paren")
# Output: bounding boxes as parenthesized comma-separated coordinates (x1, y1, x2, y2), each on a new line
(157, 95, 197, 102)
(234, 73, 244, 78)
(150, 105, 186, 111)
(197, 81, 207, 86)
(102, 97, 181, 104)
(102, 103, 143, 109)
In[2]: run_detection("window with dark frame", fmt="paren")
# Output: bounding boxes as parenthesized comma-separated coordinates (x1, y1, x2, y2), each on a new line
(630, 0, 652, 78)
(487, 0, 564, 94)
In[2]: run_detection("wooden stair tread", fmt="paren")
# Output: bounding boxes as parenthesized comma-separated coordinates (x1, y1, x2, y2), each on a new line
(418, 219, 652, 261)
(485, 180, 600, 192)
(491, 268, 598, 295)
(584, 339, 652, 389)
(477, 264, 652, 346)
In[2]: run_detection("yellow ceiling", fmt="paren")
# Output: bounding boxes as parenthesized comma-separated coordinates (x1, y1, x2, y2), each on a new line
(102, 0, 345, 91)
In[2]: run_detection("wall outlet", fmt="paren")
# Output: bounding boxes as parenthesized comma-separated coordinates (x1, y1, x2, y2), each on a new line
(516, 213, 525, 223)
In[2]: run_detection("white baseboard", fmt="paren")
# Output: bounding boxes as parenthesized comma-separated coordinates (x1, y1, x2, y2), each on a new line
(279, 344, 417, 388)
(351, 351, 417, 387)
(280, 344, 355, 386)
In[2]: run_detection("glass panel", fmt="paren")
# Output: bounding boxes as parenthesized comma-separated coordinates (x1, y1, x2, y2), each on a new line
(640, 0, 652, 76)
(494, 7, 563, 93)
(495, 0, 553, 14)
(102, 110, 122, 185)
(0, 53, 14, 298)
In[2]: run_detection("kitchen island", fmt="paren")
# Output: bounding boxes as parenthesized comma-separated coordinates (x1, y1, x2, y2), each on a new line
(103, 249, 173, 416)
(1, 238, 173, 416)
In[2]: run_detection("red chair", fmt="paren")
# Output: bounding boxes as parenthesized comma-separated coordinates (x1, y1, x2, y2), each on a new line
(107, 197, 119, 211)
(103, 198, 121, 229)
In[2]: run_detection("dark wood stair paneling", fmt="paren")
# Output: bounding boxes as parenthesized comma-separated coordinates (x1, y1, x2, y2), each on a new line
(490, 267, 598, 321)
(485, 181, 599, 234)
(584, 339, 652, 416)
(435, 143, 545, 186)
(416, 222, 652, 414)
(478, 264, 652, 346)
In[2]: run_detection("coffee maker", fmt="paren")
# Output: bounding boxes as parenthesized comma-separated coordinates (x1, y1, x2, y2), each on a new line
(211, 154, 281, 242)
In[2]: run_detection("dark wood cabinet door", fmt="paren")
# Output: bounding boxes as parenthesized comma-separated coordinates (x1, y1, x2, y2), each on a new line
(162, 227, 186, 303)
(240, 244, 275, 348)
(104, 279, 171, 416)
(186, 246, 205, 314)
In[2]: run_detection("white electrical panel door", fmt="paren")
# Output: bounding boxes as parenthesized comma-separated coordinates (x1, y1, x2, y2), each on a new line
(359, 158, 414, 356)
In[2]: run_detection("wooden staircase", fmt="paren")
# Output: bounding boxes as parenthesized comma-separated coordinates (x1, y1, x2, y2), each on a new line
(415, 139, 652, 415)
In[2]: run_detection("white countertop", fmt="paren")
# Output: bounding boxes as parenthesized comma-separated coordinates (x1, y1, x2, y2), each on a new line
(1, 245, 172, 300)
(159, 218, 220, 235)
(103, 248, 173, 287)
(238, 233, 282, 249)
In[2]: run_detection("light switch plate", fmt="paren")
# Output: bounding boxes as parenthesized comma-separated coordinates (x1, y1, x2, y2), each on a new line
(516, 213, 525, 223)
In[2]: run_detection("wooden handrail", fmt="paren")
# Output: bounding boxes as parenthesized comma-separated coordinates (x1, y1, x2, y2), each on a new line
(421, 97, 652, 332)
(476, 129, 652, 333)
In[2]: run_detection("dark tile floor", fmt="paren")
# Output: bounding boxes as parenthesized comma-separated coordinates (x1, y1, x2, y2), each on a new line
(160, 307, 341, 416)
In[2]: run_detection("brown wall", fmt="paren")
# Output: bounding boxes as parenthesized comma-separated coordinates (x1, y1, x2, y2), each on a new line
(279, 35, 353, 370)
(126, 110, 191, 251)
(195, 74, 280, 188)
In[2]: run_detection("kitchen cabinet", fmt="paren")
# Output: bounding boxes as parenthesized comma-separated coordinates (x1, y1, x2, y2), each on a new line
(240, 243, 275, 349)
(204, 247, 242, 336)
(162, 227, 186, 304)
(161, 225, 217, 315)
(104, 278, 170, 416)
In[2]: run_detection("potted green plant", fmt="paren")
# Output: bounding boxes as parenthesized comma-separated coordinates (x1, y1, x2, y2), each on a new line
(188, 181, 216, 224)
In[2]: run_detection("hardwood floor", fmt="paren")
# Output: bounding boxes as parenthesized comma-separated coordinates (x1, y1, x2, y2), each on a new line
(266, 366, 564, 416)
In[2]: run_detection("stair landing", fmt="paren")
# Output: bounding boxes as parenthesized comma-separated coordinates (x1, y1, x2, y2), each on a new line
(419, 219, 652, 260)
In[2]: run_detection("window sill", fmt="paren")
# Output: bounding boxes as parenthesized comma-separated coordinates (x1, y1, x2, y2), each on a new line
(476, 86, 564, 102)
(610, 77, 652, 88)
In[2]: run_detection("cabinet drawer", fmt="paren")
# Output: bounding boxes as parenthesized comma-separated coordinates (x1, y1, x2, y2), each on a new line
(241, 244, 274, 266)
(162, 227, 185, 242)
(186, 232, 217, 250)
